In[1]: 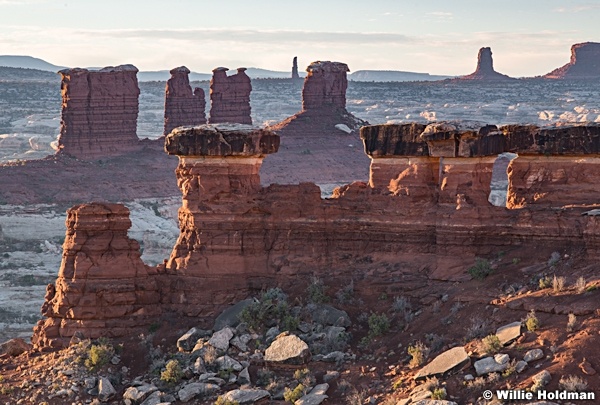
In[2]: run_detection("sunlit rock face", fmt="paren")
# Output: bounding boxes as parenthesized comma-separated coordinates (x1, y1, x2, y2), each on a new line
(455, 47, 514, 81)
(544, 42, 600, 79)
(57, 65, 142, 160)
(208, 67, 252, 125)
(163, 66, 206, 136)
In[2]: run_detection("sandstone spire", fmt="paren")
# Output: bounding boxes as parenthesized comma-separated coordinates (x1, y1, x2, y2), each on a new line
(163, 66, 207, 136)
(208, 67, 252, 125)
(457, 47, 514, 81)
(292, 56, 300, 80)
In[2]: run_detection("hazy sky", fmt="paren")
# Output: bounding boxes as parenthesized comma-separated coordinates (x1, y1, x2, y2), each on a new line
(1, 0, 599, 76)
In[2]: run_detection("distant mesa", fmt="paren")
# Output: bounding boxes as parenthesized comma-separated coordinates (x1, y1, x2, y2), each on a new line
(455, 47, 514, 81)
(544, 42, 600, 79)
(349, 70, 452, 82)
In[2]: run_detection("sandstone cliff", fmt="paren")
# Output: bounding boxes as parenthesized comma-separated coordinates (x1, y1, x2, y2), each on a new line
(163, 66, 207, 136)
(455, 47, 514, 81)
(544, 42, 600, 79)
(208, 67, 252, 125)
(57, 65, 142, 160)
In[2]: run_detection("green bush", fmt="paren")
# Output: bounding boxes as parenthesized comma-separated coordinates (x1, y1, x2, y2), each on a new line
(307, 277, 329, 303)
(239, 288, 299, 332)
(283, 383, 306, 403)
(160, 359, 183, 384)
(480, 334, 502, 355)
(524, 309, 540, 332)
(468, 258, 493, 280)
(84, 340, 115, 371)
(431, 387, 447, 400)
(407, 341, 429, 368)
(367, 313, 390, 338)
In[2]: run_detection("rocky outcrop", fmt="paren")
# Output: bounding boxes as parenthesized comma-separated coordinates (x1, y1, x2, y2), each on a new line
(544, 42, 600, 79)
(292, 56, 300, 80)
(57, 65, 141, 160)
(456, 47, 514, 81)
(208, 67, 252, 125)
(32, 203, 160, 348)
(163, 66, 206, 136)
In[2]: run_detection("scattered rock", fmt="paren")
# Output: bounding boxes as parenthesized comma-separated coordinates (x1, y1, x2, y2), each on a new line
(0, 338, 31, 356)
(516, 360, 528, 373)
(177, 327, 204, 352)
(312, 304, 351, 327)
(415, 346, 470, 380)
(323, 370, 340, 383)
(213, 298, 256, 330)
(264, 334, 311, 365)
(193, 357, 206, 375)
(208, 327, 234, 351)
(238, 367, 251, 385)
(231, 334, 252, 352)
(474, 356, 509, 376)
(579, 358, 597, 375)
(495, 321, 522, 345)
(177, 382, 219, 402)
(215, 355, 243, 372)
(532, 370, 551, 386)
(523, 349, 544, 362)
(98, 377, 116, 402)
(139, 391, 164, 405)
(221, 388, 270, 404)
(123, 383, 158, 403)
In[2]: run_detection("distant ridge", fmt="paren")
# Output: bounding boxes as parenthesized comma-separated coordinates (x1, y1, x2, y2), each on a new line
(349, 70, 452, 82)
(0, 55, 66, 72)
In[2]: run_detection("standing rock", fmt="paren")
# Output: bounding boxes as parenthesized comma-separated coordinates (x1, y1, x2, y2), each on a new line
(209, 67, 252, 125)
(265, 334, 311, 365)
(164, 66, 207, 136)
(57, 65, 141, 160)
(292, 56, 300, 80)
(455, 47, 514, 81)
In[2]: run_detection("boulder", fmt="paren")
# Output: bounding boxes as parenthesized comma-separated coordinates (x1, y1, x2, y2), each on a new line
(208, 327, 234, 351)
(312, 304, 351, 327)
(123, 383, 158, 403)
(215, 355, 243, 372)
(98, 377, 116, 402)
(523, 349, 544, 362)
(178, 382, 219, 402)
(495, 321, 522, 345)
(177, 327, 203, 352)
(0, 338, 31, 356)
(414, 346, 470, 380)
(474, 355, 509, 376)
(265, 334, 311, 365)
(213, 298, 256, 330)
(221, 388, 270, 404)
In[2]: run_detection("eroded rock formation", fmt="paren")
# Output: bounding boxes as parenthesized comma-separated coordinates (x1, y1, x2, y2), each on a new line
(544, 42, 600, 79)
(32, 203, 160, 348)
(57, 65, 141, 160)
(33, 122, 600, 348)
(456, 47, 514, 81)
(163, 66, 207, 136)
(292, 56, 300, 80)
(208, 67, 252, 125)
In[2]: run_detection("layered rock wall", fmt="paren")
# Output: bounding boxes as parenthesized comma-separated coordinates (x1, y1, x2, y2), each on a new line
(57, 65, 141, 159)
(163, 66, 207, 136)
(302, 61, 349, 110)
(208, 68, 252, 125)
(544, 42, 600, 79)
(33, 123, 600, 347)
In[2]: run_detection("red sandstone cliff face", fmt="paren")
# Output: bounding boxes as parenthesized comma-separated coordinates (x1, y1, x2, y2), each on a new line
(163, 66, 207, 136)
(57, 65, 141, 160)
(455, 47, 514, 81)
(32, 203, 160, 349)
(32, 123, 600, 348)
(208, 67, 252, 125)
(302, 61, 349, 110)
(544, 42, 600, 79)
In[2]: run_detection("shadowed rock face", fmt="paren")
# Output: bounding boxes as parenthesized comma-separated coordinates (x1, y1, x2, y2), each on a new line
(544, 42, 600, 79)
(57, 65, 142, 160)
(163, 66, 206, 136)
(456, 47, 514, 81)
(208, 67, 252, 125)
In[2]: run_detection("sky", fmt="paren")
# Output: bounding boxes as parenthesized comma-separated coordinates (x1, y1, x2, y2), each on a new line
(1, 0, 599, 77)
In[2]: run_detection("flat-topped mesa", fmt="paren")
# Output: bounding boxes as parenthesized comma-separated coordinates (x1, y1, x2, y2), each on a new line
(302, 61, 349, 110)
(57, 65, 141, 160)
(163, 66, 207, 136)
(292, 56, 300, 80)
(544, 42, 600, 79)
(456, 47, 514, 81)
(208, 67, 252, 125)
(31, 203, 160, 349)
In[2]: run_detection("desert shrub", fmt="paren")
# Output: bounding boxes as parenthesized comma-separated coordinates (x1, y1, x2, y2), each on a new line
(574, 276, 587, 293)
(466, 316, 491, 340)
(160, 359, 183, 384)
(239, 288, 299, 332)
(283, 383, 306, 403)
(422, 376, 439, 390)
(566, 313, 577, 332)
(307, 277, 329, 303)
(407, 341, 430, 368)
(524, 309, 540, 331)
(553, 275, 566, 292)
(84, 340, 115, 371)
(468, 258, 492, 280)
(431, 387, 447, 400)
(538, 275, 553, 289)
(337, 379, 352, 394)
(425, 333, 445, 354)
(558, 375, 588, 391)
(466, 376, 486, 390)
(367, 312, 390, 338)
(214, 397, 239, 405)
(346, 388, 367, 405)
(502, 359, 518, 378)
(335, 280, 355, 304)
(392, 296, 413, 324)
(487, 372, 501, 383)
(480, 334, 502, 355)
(294, 368, 315, 387)
(255, 368, 275, 387)
(203, 345, 218, 366)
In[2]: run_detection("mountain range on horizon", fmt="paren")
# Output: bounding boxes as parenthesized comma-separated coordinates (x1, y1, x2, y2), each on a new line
(0, 55, 453, 82)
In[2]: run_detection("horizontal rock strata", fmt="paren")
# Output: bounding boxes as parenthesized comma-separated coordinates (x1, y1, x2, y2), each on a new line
(544, 42, 600, 79)
(163, 66, 207, 136)
(208, 67, 252, 125)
